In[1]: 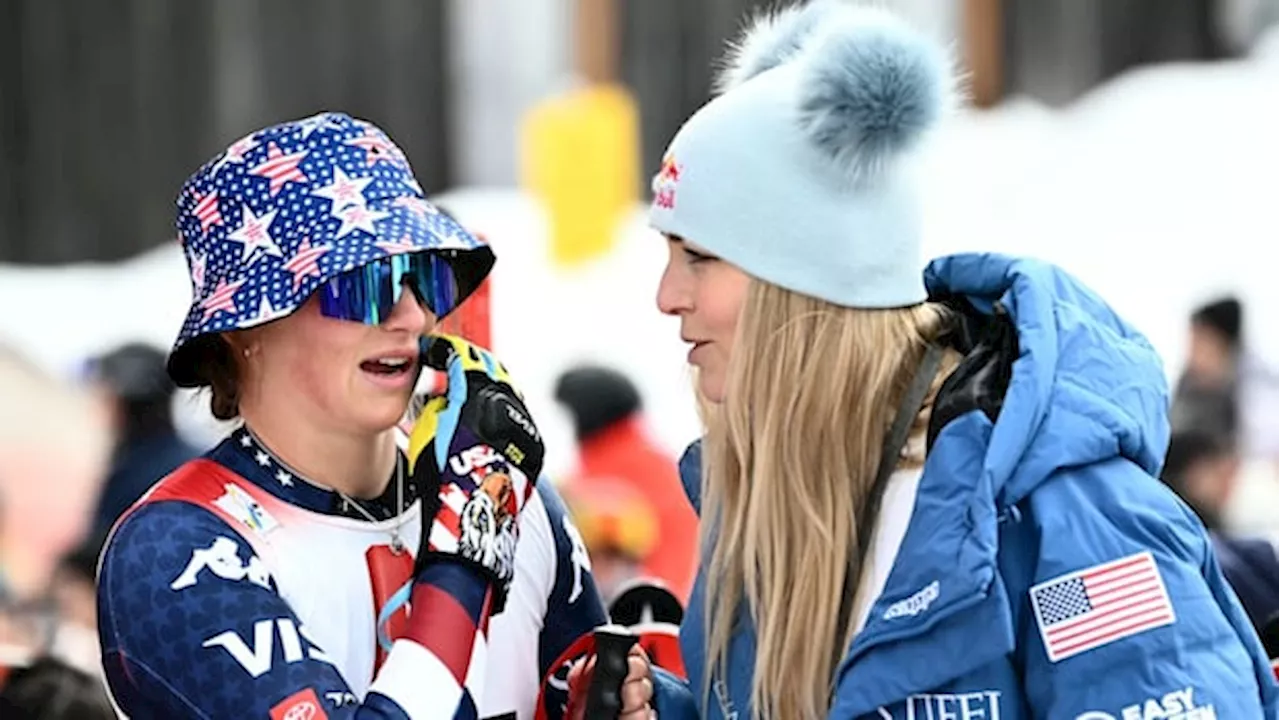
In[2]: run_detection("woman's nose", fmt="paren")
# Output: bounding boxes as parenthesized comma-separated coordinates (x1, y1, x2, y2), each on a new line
(656, 261, 692, 316)
(383, 280, 435, 332)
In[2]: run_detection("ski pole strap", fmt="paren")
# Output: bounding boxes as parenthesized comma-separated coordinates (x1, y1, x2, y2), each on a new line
(867, 343, 945, 539)
(830, 343, 945, 692)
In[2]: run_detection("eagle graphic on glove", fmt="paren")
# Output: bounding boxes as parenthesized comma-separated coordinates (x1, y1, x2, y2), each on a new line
(457, 466, 517, 575)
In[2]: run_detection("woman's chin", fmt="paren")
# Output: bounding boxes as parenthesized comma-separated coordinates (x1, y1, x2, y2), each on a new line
(697, 373, 726, 405)
(354, 398, 414, 435)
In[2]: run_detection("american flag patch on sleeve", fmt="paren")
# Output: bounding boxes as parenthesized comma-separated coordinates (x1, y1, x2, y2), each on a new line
(1030, 551, 1176, 663)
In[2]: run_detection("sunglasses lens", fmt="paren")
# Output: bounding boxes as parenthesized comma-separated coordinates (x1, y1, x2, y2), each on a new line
(317, 253, 460, 324)
(411, 253, 459, 318)
(318, 255, 408, 324)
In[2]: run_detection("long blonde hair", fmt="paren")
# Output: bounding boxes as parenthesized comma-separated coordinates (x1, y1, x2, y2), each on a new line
(700, 280, 959, 719)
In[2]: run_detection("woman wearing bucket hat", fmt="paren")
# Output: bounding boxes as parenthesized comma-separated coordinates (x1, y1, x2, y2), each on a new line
(95, 113, 659, 719)
(650, 3, 1279, 719)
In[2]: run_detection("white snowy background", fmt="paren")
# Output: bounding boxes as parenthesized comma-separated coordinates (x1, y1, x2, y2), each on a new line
(1, 27, 1276, 538)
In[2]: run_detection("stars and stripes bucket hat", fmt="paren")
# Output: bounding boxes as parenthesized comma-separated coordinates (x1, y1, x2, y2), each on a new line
(168, 111, 494, 387)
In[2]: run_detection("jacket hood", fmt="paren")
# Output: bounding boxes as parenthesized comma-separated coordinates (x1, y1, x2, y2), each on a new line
(924, 252, 1170, 508)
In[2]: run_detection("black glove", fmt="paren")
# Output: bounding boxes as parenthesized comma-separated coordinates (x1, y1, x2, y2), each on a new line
(406, 335, 545, 610)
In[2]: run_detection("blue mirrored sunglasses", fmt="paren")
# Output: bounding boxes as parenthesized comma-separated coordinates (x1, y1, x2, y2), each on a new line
(318, 252, 459, 324)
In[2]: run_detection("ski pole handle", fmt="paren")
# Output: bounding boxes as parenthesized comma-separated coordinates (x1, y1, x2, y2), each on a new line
(582, 625, 639, 720)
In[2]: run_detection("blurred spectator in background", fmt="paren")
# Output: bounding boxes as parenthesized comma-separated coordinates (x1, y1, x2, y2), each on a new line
(82, 342, 199, 538)
(554, 364, 698, 600)
(1162, 425, 1279, 641)
(1172, 296, 1280, 465)
(0, 344, 112, 685)
(1172, 297, 1240, 441)
(0, 656, 116, 719)
(43, 533, 106, 678)
(561, 478, 660, 603)
(1163, 424, 1239, 532)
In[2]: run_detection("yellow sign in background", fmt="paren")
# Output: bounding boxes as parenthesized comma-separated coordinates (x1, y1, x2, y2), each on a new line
(520, 83, 640, 268)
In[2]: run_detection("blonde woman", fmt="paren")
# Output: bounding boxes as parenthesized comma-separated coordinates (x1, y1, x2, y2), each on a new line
(649, 3, 1279, 719)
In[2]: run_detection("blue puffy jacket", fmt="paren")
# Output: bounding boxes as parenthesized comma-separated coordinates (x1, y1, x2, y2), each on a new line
(670, 254, 1279, 719)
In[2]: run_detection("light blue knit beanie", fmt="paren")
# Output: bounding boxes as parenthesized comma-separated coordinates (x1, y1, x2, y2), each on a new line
(648, 1, 956, 308)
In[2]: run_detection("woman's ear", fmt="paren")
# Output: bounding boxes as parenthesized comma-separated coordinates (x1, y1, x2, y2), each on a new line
(220, 331, 247, 359)
(220, 329, 260, 363)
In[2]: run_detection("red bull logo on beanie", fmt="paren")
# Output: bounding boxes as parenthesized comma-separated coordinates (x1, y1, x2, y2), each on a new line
(651, 153, 681, 210)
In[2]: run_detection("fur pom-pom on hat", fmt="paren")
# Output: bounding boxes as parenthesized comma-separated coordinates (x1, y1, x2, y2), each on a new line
(718, 2, 954, 182)
(713, 1, 837, 94)
(797, 12, 953, 181)
(648, 1, 956, 309)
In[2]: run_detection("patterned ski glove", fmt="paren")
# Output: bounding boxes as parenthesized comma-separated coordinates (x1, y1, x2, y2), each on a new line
(406, 334, 545, 611)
